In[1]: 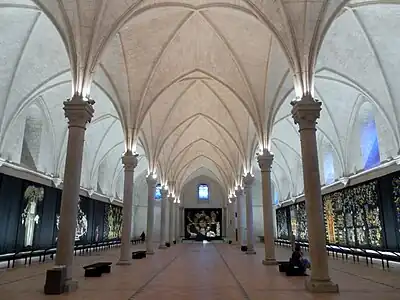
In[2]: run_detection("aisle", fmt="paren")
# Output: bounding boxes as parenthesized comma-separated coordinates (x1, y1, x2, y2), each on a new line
(131, 243, 247, 300)
(1, 243, 400, 300)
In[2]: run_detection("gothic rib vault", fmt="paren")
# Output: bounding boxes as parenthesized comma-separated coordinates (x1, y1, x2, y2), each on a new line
(1, 0, 400, 212)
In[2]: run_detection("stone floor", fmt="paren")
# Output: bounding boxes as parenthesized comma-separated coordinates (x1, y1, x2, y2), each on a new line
(0, 242, 400, 300)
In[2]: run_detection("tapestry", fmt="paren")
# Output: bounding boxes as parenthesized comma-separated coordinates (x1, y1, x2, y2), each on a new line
(184, 208, 222, 239)
(322, 181, 382, 247)
(54, 196, 88, 242)
(294, 202, 308, 241)
(20, 185, 44, 247)
(392, 176, 400, 236)
(276, 208, 289, 238)
(323, 191, 346, 244)
(105, 205, 122, 239)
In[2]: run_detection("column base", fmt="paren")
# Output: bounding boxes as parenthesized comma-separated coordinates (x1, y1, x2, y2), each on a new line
(146, 250, 155, 255)
(262, 258, 277, 265)
(305, 278, 339, 293)
(116, 260, 131, 266)
(64, 279, 78, 293)
(246, 249, 256, 255)
(159, 244, 167, 249)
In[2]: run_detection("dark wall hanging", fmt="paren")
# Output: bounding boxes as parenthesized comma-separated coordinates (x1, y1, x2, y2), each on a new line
(0, 172, 123, 255)
(184, 208, 222, 240)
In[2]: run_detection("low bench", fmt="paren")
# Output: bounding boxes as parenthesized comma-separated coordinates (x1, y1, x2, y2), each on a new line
(83, 262, 112, 277)
(132, 250, 146, 259)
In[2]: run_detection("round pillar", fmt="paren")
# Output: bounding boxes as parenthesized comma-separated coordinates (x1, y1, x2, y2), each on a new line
(291, 94, 338, 293)
(159, 188, 168, 249)
(117, 151, 138, 265)
(235, 187, 244, 247)
(50, 94, 94, 292)
(257, 150, 277, 265)
(168, 196, 175, 244)
(243, 173, 256, 254)
(146, 174, 156, 254)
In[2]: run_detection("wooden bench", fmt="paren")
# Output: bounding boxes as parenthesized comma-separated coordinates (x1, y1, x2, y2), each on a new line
(83, 262, 112, 277)
(132, 251, 146, 260)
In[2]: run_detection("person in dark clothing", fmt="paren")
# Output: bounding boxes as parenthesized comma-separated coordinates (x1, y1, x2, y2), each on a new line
(291, 244, 311, 269)
(140, 231, 145, 242)
(291, 244, 303, 267)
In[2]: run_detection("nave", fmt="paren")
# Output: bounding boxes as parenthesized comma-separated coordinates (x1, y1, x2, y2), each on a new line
(1, 243, 400, 300)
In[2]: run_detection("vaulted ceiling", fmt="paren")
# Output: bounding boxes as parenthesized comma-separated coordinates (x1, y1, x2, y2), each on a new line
(1, 0, 399, 204)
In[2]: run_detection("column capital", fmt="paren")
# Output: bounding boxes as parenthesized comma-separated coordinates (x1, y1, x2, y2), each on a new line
(243, 173, 255, 187)
(290, 94, 322, 130)
(122, 151, 138, 171)
(63, 93, 95, 128)
(168, 195, 175, 203)
(229, 196, 236, 203)
(146, 173, 157, 187)
(257, 149, 274, 172)
(161, 187, 169, 198)
(235, 186, 243, 197)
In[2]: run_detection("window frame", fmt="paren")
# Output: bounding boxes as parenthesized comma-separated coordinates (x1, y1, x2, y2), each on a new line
(197, 183, 210, 202)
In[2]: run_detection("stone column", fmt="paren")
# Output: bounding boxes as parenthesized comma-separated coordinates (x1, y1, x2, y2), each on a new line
(49, 94, 94, 291)
(228, 197, 236, 243)
(291, 94, 338, 293)
(180, 207, 184, 237)
(117, 151, 138, 265)
(223, 206, 228, 237)
(257, 150, 277, 265)
(175, 204, 180, 242)
(243, 173, 256, 254)
(235, 187, 244, 246)
(159, 188, 168, 249)
(168, 196, 175, 244)
(146, 174, 156, 254)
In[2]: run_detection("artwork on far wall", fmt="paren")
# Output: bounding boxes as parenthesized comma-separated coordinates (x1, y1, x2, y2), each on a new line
(322, 181, 382, 247)
(54, 197, 88, 242)
(184, 209, 221, 240)
(323, 191, 346, 245)
(105, 205, 122, 239)
(294, 202, 308, 241)
(276, 208, 289, 239)
(392, 176, 400, 236)
(75, 197, 88, 241)
(21, 185, 44, 247)
(344, 181, 382, 247)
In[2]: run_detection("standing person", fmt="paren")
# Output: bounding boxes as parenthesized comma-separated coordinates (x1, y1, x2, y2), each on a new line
(140, 231, 146, 243)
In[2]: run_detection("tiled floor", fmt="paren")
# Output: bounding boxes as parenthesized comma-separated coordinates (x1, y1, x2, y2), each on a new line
(1, 242, 400, 300)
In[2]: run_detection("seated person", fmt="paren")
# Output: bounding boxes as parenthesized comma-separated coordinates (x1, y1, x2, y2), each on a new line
(290, 245, 311, 270)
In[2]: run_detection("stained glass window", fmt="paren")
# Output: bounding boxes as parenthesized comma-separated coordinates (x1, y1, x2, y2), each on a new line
(361, 111, 380, 170)
(154, 184, 161, 200)
(273, 190, 279, 205)
(198, 184, 209, 200)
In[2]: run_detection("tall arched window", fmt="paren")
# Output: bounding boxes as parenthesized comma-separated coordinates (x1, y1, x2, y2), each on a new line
(21, 104, 43, 170)
(323, 150, 335, 185)
(198, 184, 209, 200)
(155, 184, 162, 200)
(360, 109, 380, 170)
(274, 190, 279, 205)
